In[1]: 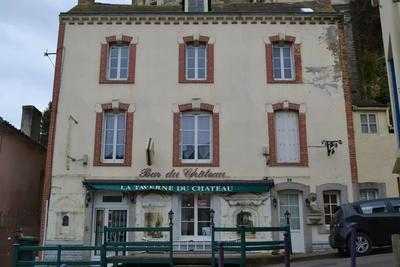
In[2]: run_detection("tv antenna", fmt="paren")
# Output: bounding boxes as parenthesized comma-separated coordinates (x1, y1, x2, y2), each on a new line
(43, 49, 56, 67)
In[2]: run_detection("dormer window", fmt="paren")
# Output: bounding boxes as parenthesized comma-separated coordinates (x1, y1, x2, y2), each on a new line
(185, 0, 208, 12)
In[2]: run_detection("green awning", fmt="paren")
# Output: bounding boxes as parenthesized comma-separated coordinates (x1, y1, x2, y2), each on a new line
(83, 179, 274, 193)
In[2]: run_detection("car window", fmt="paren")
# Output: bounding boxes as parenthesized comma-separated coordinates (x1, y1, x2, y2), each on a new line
(359, 200, 388, 214)
(389, 199, 400, 213)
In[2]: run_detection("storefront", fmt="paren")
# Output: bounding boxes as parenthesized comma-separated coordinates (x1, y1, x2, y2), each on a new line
(84, 179, 274, 253)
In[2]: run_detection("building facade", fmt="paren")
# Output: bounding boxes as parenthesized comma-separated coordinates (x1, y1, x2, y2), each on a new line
(353, 101, 399, 200)
(377, 0, 400, 174)
(42, 0, 359, 259)
(0, 107, 46, 267)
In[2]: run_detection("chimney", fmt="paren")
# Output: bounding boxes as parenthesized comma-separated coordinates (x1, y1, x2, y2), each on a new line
(78, 0, 95, 5)
(21, 105, 42, 142)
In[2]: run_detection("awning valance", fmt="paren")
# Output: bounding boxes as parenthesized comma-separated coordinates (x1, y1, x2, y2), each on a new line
(83, 179, 274, 193)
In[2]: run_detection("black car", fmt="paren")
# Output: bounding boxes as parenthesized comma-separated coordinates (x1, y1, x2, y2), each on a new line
(329, 197, 400, 256)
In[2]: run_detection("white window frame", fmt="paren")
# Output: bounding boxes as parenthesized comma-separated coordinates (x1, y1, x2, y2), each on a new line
(323, 191, 340, 225)
(180, 194, 211, 240)
(275, 111, 300, 163)
(185, 44, 207, 81)
(108, 45, 129, 81)
(184, 0, 208, 12)
(180, 113, 212, 164)
(102, 112, 126, 164)
(272, 44, 295, 81)
(359, 189, 378, 200)
(360, 113, 378, 134)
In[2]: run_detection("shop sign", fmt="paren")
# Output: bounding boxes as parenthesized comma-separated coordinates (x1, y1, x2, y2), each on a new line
(138, 168, 227, 178)
(87, 182, 273, 193)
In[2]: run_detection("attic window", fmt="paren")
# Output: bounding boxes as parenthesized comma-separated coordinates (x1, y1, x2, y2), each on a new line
(300, 8, 314, 13)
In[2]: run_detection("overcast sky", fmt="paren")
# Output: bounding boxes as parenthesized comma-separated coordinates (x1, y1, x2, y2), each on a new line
(0, 0, 132, 127)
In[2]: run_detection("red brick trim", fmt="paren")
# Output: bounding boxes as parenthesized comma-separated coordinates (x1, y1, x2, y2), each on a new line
(338, 23, 358, 183)
(267, 102, 308, 167)
(99, 35, 136, 84)
(178, 36, 214, 84)
(40, 22, 65, 247)
(93, 103, 133, 167)
(266, 38, 303, 84)
(172, 104, 219, 167)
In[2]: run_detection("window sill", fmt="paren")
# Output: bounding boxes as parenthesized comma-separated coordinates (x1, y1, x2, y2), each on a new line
(93, 162, 131, 167)
(179, 79, 213, 84)
(268, 162, 308, 167)
(267, 79, 302, 84)
(100, 80, 134, 84)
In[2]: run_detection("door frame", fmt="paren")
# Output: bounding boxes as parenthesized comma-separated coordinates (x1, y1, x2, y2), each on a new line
(179, 194, 212, 242)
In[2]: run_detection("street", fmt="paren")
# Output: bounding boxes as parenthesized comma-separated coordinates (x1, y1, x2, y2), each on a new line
(268, 249, 395, 267)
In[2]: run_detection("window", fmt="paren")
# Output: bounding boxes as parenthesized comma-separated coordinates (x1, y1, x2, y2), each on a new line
(186, 44, 207, 80)
(103, 112, 126, 163)
(275, 111, 300, 163)
(389, 199, 400, 213)
(272, 44, 294, 80)
(181, 194, 211, 237)
(181, 113, 211, 163)
(359, 189, 378, 201)
(186, 0, 207, 12)
(108, 45, 129, 80)
(360, 114, 377, 134)
(278, 191, 301, 230)
(359, 200, 387, 214)
(62, 215, 69, 227)
(323, 191, 340, 225)
(237, 211, 254, 228)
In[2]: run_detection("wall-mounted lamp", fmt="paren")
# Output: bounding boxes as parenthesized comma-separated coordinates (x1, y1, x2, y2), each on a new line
(322, 139, 342, 156)
(85, 192, 92, 207)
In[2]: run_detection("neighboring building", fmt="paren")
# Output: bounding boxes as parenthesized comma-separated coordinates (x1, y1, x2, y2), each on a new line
(353, 100, 399, 200)
(42, 0, 360, 259)
(377, 0, 400, 174)
(0, 107, 46, 267)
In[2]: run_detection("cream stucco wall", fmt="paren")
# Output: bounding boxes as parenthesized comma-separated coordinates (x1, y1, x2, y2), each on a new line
(46, 16, 353, 248)
(379, 1, 400, 155)
(353, 108, 399, 197)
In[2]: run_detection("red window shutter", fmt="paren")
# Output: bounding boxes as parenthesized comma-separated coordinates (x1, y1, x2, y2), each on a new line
(93, 112, 103, 166)
(127, 44, 136, 83)
(265, 44, 274, 83)
(293, 43, 303, 83)
(207, 43, 214, 83)
(172, 112, 181, 167)
(124, 112, 134, 166)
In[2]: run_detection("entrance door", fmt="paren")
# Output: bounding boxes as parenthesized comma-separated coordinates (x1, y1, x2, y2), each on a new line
(180, 194, 211, 241)
(278, 190, 305, 253)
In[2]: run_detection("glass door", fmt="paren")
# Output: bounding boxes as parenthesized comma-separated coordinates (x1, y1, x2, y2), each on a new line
(181, 194, 211, 241)
(93, 209, 128, 255)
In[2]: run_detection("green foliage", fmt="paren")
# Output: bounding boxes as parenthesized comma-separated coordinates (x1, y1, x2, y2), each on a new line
(350, 0, 389, 104)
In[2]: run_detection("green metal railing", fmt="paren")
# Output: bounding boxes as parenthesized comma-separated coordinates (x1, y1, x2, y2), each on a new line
(104, 212, 174, 267)
(210, 210, 292, 267)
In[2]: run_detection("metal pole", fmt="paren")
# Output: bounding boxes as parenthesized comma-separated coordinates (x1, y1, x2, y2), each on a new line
(57, 245, 61, 267)
(169, 210, 174, 267)
(210, 209, 216, 267)
(218, 242, 224, 267)
(350, 226, 357, 267)
(12, 244, 19, 267)
(284, 229, 290, 267)
(240, 226, 246, 267)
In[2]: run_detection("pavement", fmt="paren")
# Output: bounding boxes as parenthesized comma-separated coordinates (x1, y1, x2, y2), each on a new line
(267, 248, 395, 267)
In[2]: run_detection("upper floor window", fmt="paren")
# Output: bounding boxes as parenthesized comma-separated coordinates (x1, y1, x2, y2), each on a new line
(275, 111, 300, 163)
(103, 112, 126, 163)
(186, 44, 207, 81)
(108, 45, 129, 80)
(185, 0, 207, 12)
(181, 113, 212, 163)
(272, 44, 294, 80)
(360, 113, 377, 134)
(99, 35, 136, 84)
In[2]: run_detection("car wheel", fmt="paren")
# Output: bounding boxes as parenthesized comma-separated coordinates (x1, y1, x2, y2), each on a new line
(348, 232, 372, 257)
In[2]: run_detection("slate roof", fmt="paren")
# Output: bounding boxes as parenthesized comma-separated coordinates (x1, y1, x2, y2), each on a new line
(352, 98, 389, 109)
(64, 1, 337, 15)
